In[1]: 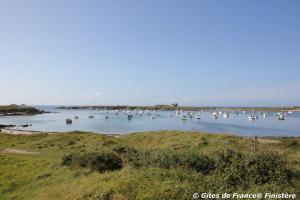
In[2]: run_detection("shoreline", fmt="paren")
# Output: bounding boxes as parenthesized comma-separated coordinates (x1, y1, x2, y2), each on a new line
(1, 128, 298, 139)
(55, 105, 300, 112)
(0, 128, 121, 137)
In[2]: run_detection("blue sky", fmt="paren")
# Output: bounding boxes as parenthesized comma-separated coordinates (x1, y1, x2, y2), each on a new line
(0, 0, 299, 106)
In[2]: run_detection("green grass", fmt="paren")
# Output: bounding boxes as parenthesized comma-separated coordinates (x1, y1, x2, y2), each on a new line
(0, 131, 299, 200)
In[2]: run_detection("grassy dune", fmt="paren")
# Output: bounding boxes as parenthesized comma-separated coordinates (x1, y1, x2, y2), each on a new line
(0, 131, 299, 200)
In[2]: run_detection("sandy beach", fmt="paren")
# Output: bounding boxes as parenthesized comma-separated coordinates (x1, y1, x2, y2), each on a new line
(0, 128, 53, 135)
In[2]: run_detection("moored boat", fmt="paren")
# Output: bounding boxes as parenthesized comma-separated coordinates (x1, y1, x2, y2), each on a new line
(66, 119, 72, 124)
(278, 114, 285, 120)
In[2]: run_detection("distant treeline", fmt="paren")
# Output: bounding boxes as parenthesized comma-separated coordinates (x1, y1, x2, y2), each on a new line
(56, 105, 300, 112)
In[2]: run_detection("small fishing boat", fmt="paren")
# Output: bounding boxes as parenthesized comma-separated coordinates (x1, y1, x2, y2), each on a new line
(89, 115, 94, 119)
(196, 115, 201, 120)
(105, 116, 109, 119)
(128, 115, 133, 120)
(66, 119, 72, 124)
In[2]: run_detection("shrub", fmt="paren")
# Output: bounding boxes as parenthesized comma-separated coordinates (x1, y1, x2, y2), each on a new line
(209, 150, 294, 189)
(113, 145, 138, 154)
(185, 153, 215, 175)
(125, 149, 216, 174)
(282, 138, 299, 148)
(247, 151, 293, 185)
(61, 151, 123, 172)
(67, 139, 76, 145)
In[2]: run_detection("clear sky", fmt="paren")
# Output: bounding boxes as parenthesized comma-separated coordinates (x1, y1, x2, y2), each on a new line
(0, 0, 299, 106)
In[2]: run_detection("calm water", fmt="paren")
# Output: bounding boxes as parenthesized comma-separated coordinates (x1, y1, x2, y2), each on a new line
(0, 106, 299, 136)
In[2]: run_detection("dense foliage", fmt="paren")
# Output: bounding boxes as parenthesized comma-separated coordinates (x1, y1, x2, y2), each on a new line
(0, 131, 299, 200)
(62, 151, 123, 172)
(62, 146, 295, 194)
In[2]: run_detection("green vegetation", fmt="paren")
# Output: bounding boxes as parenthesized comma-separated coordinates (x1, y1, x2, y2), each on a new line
(0, 131, 299, 199)
(62, 151, 123, 172)
(0, 104, 42, 115)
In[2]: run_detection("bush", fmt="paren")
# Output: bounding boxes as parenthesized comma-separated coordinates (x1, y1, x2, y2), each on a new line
(282, 138, 299, 148)
(62, 151, 123, 172)
(67, 139, 76, 145)
(125, 149, 216, 174)
(185, 153, 215, 175)
(209, 150, 294, 190)
(62, 148, 294, 191)
(247, 151, 293, 185)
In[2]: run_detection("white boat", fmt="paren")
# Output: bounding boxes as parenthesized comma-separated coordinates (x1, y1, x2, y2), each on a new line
(181, 115, 187, 120)
(278, 114, 285, 120)
(263, 113, 266, 118)
(213, 112, 218, 119)
(223, 113, 229, 118)
(274, 112, 281, 116)
(196, 115, 201, 120)
(248, 115, 255, 121)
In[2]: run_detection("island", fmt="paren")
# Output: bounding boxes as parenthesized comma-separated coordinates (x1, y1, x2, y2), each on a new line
(0, 104, 43, 116)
